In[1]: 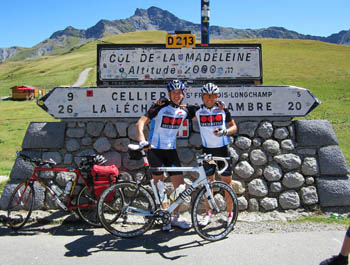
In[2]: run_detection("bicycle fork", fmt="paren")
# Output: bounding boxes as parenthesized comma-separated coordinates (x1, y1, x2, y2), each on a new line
(204, 182, 220, 213)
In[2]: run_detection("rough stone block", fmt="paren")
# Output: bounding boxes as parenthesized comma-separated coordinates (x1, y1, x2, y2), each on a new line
(22, 122, 65, 149)
(319, 145, 350, 175)
(9, 150, 41, 180)
(294, 120, 338, 146)
(317, 176, 350, 207)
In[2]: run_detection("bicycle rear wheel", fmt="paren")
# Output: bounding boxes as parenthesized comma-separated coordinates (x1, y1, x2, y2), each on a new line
(98, 182, 156, 238)
(192, 181, 238, 241)
(7, 181, 35, 230)
(76, 185, 100, 226)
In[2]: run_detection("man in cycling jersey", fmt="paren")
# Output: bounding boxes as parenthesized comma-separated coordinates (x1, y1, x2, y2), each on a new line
(136, 80, 191, 231)
(155, 82, 237, 226)
(186, 82, 237, 226)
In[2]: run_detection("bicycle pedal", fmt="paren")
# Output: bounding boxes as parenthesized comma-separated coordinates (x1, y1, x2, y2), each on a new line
(71, 211, 80, 219)
(0, 214, 8, 224)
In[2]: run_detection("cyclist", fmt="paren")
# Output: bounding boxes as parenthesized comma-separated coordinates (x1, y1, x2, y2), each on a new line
(136, 79, 191, 231)
(155, 82, 237, 226)
(320, 226, 350, 264)
(186, 82, 237, 226)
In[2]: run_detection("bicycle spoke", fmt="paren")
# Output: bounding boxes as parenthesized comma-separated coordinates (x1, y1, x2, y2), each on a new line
(76, 186, 100, 226)
(7, 182, 34, 230)
(192, 181, 238, 241)
(98, 182, 156, 238)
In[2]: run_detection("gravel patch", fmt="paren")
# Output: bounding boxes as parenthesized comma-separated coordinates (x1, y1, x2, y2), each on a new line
(0, 209, 348, 234)
(234, 221, 346, 234)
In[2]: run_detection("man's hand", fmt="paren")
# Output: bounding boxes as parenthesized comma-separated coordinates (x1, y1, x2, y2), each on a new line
(155, 96, 169, 106)
(214, 128, 228, 137)
(216, 100, 226, 110)
(139, 140, 150, 149)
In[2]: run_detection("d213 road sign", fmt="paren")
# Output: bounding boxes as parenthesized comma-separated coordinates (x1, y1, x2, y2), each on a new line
(37, 85, 320, 119)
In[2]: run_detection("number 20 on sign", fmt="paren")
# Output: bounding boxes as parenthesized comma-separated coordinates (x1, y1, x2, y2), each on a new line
(166, 33, 196, 48)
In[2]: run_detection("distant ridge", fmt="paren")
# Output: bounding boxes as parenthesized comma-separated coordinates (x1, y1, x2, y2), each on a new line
(1, 6, 349, 62)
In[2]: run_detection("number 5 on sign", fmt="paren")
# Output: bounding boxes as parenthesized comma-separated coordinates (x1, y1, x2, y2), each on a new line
(166, 33, 196, 48)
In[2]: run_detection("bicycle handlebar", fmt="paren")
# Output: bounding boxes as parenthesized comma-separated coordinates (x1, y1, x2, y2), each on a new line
(211, 156, 229, 175)
(128, 144, 230, 175)
(16, 151, 57, 167)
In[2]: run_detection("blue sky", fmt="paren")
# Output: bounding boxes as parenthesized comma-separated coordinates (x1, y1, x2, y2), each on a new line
(1, 0, 349, 48)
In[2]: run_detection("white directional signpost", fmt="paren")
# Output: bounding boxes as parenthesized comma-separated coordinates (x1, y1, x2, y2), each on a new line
(37, 42, 320, 121)
(38, 85, 320, 119)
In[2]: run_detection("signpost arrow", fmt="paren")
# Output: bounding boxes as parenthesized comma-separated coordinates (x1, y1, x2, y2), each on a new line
(37, 85, 321, 119)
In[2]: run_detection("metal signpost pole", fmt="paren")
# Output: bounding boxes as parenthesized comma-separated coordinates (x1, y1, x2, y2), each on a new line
(201, 0, 210, 45)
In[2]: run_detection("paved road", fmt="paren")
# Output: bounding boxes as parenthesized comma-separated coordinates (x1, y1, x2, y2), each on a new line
(0, 221, 345, 265)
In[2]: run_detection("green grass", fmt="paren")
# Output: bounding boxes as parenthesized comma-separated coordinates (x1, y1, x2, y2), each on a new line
(0, 100, 55, 175)
(0, 31, 350, 177)
(295, 215, 350, 226)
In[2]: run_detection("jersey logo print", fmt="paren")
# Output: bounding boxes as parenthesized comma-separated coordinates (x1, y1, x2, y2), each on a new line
(161, 116, 183, 129)
(199, 114, 223, 126)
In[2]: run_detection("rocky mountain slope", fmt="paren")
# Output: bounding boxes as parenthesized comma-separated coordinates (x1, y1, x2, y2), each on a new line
(1, 6, 349, 62)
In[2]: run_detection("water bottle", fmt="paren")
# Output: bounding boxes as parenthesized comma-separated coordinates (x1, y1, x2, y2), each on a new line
(49, 181, 63, 197)
(64, 180, 73, 195)
(169, 184, 188, 202)
(330, 213, 343, 220)
(157, 180, 167, 203)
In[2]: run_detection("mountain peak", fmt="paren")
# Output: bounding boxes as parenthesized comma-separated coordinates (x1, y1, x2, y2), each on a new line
(50, 26, 85, 39)
(134, 8, 147, 17)
(1, 6, 349, 62)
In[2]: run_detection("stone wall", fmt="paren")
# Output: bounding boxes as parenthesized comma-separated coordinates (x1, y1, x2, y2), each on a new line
(1, 118, 349, 212)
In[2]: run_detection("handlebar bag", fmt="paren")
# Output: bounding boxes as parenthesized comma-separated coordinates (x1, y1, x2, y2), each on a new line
(128, 149, 143, 160)
(91, 165, 119, 201)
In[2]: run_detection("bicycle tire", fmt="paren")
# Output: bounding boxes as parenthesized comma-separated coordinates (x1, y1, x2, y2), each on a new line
(7, 181, 35, 230)
(76, 185, 100, 227)
(118, 171, 134, 182)
(192, 181, 238, 241)
(98, 182, 156, 238)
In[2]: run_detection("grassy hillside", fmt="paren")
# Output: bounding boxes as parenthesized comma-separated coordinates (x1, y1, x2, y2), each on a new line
(0, 30, 349, 176)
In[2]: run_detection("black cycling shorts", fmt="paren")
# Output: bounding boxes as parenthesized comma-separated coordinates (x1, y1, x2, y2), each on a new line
(202, 145, 232, 177)
(147, 149, 182, 176)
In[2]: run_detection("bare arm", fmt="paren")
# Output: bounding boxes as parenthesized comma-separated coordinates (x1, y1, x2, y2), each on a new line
(226, 120, 237, 136)
(136, 116, 150, 142)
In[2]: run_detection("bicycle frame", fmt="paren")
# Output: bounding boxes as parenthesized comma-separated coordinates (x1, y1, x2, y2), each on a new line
(28, 166, 92, 211)
(150, 165, 219, 214)
(126, 145, 228, 218)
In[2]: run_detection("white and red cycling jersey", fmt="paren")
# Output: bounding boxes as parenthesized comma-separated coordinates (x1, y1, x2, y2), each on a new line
(188, 104, 232, 148)
(146, 102, 188, 149)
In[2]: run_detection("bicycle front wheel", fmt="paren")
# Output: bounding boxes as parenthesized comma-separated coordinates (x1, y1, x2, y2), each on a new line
(7, 181, 35, 230)
(76, 185, 100, 227)
(98, 182, 156, 238)
(192, 181, 238, 241)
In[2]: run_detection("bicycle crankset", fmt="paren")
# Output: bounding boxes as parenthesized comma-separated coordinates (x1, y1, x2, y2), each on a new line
(154, 209, 171, 225)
